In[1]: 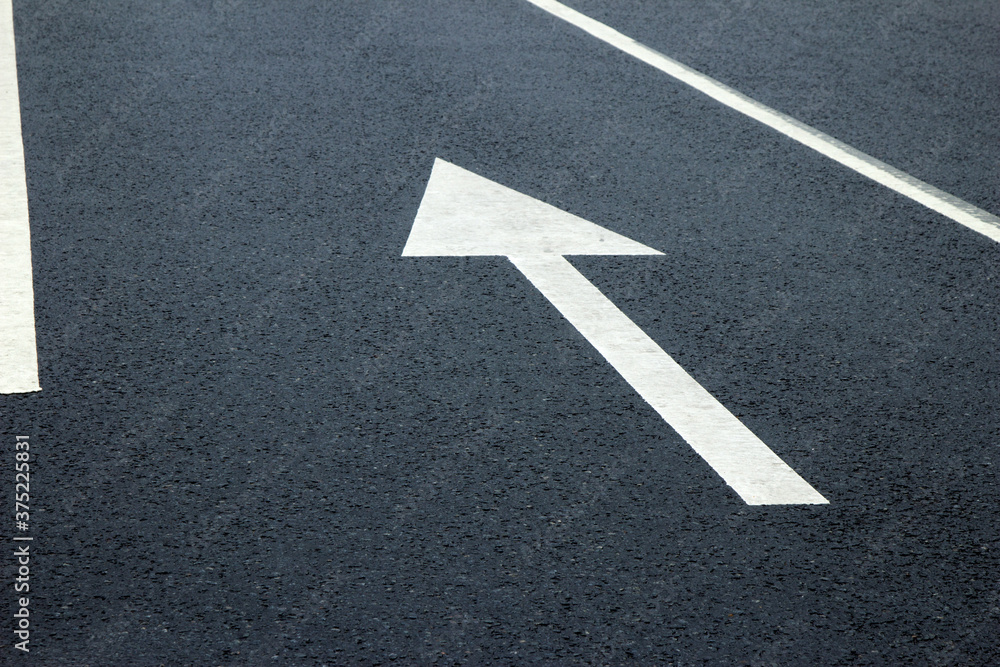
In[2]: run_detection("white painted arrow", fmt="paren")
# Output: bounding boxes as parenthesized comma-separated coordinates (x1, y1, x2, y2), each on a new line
(403, 158, 826, 505)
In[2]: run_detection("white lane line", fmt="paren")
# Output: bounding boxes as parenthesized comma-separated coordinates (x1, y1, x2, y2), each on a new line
(0, 0, 40, 394)
(524, 0, 1000, 244)
(405, 159, 828, 505)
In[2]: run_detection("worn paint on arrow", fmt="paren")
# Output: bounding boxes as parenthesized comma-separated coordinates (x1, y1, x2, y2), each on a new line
(524, 0, 1000, 244)
(404, 159, 827, 505)
(0, 0, 39, 394)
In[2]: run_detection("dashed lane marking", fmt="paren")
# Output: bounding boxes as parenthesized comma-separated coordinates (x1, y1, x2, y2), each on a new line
(0, 0, 39, 394)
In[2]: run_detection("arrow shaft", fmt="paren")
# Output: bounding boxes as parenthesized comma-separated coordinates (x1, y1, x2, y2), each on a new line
(508, 254, 826, 505)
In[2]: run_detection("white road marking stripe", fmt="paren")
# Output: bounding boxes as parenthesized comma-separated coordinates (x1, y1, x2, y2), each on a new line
(524, 0, 1000, 244)
(511, 254, 828, 505)
(0, 0, 39, 394)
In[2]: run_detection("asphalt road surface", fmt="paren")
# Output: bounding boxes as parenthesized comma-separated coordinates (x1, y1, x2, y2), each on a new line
(4, 0, 1000, 663)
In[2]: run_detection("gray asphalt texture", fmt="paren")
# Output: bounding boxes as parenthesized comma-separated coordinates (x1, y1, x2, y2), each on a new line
(4, 0, 1000, 664)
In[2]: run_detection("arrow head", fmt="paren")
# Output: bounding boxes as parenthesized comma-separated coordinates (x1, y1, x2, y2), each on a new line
(402, 159, 662, 257)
